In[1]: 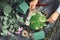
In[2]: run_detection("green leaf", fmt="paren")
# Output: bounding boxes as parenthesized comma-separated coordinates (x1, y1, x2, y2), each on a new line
(4, 5, 12, 16)
(11, 29, 15, 33)
(11, 34, 15, 36)
(16, 14, 24, 23)
(10, 25, 14, 29)
(38, 15, 46, 22)
(4, 16, 8, 21)
(9, 28, 12, 32)
(3, 21, 7, 26)
(19, 18, 24, 22)
(16, 14, 20, 19)
(30, 13, 40, 22)
(14, 24, 19, 28)
(1, 33, 5, 35)
(2, 30, 9, 35)
(2, 25, 9, 29)
(9, 19, 13, 24)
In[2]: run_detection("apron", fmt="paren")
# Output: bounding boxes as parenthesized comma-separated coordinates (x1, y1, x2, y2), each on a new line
(36, 0, 59, 18)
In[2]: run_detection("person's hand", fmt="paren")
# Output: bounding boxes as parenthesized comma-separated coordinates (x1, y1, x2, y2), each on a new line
(47, 12, 60, 23)
(47, 17, 55, 23)
(30, 0, 38, 10)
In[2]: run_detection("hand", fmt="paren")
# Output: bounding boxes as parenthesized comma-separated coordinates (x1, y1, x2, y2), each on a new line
(47, 12, 59, 23)
(47, 17, 55, 23)
(30, 0, 38, 10)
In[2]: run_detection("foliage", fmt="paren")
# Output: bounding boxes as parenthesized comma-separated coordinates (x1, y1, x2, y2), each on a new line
(30, 12, 46, 30)
(0, 4, 24, 36)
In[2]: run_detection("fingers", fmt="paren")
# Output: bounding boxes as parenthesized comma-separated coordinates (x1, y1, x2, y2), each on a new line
(47, 12, 59, 23)
(29, 1, 36, 10)
(29, 2, 32, 9)
(29, 0, 38, 10)
(47, 17, 55, 23)
(31, 5, 36, 9)
(47, 19, 54, 23)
